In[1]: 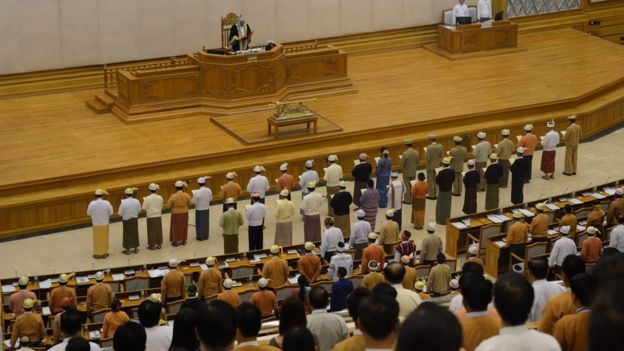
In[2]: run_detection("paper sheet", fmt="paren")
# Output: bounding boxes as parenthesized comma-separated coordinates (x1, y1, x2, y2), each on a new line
(452, 222, 467, 229)
(112, 274, 125, 281)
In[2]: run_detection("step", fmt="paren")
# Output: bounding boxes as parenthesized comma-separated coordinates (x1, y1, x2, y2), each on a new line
(94, 91, 114, 106)
(85, 98, 111, 114)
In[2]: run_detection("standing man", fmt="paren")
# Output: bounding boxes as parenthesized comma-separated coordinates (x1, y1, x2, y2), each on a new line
(299, 160, 319, 200)
(320, 217, 344, 262)
(518, 124, 538, 183)
(86, 271, 113, 313)
(607, 188, 624, 226)
(350, 209, 371, 259)
(400, 139, 420, 204)
(548, 226, 578, 274)
(142, 183, 164, 250)
(473, 131, 491, 192)
(262, 245, 290, 289)
(352, 153, 372, 208)
(220, 172, 241, 212)
(360, 179, 380, 231)
(510, 147, 529, 205)
(275, 189, 295, 246)
(541, 120, 560, 180)
(246, 192, 266, 251)
(161, 259, 185, 303)
(119, 187, 141, 255)
(298, 242, 322, 283)
(376, 148, 393, 208)
(484, 154, 503, 210)
(192, 176, 212, 241)
(301, 181, 324, 242)
(9, 277, 36, 317)
(361, 233, 386, 274)
(328, 242, 354, 281)
(247, 166, 269, 203)
(331, 181, 353, 237)
(477, 0, 492, 21)
(324, 154, 343, 216)
(229, 15, 253, 51)
(562, 115, 582, 176)
(379, 210, 400, 254)
(453, 0, 471, 25)
(449, 136, 467, 196)
(167, 181, 192, 246)
(388, 171, 406, 230)
(87, 188, 113, 259)
(435, 157, 456, 225)
(426, 134, 444, 199)
(276, 163, 294, 200)
(198, 257, 223, 299)
(496, 129, 514, 188)
(463, 160, 480, 214)
(503, 213, 529, 263)
(219, 198, 244, 254)
(421, 223, 443, 265)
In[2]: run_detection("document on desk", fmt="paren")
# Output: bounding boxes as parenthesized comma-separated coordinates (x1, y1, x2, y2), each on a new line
(591, 192, 606, 199)
(42, 306, 51, 316)
(546, 203, 560, 210)
(496, 241, 505, 248)
(452, 221, 467, 229)
(200, 264, 208, 271)
(112, 274, 125, 281)
(520, 209, 535, 217)
(604, 187, 616, 195)
(38, 279, 52, 289)
(76, 276, 89, 284)
(254, 253, 268, 260)
(487, 214, 504, 223)
(2, 284, 16, 293)
(288, 274, 301, 285)
(148, 269, 166, 278)
(548, 229, 558, 235)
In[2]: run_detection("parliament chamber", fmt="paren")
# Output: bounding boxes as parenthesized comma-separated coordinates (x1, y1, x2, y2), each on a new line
(2, 0, 624, 350)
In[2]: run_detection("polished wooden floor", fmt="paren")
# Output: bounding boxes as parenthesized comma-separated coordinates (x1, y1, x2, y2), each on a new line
(1, 29, 624, 207)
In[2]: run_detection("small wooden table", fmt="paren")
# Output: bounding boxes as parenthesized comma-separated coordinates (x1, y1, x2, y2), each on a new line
(267, 115, 318, 139)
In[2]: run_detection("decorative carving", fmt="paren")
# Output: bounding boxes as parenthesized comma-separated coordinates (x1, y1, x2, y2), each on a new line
(507, 0, 580, 18)
(271, 100, 316, 119)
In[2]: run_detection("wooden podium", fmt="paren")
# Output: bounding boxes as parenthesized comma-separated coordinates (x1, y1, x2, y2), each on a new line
(89, 43, 355, 123)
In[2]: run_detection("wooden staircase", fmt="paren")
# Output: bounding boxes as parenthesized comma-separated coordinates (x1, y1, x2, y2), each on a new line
(86, 91, 115, 114)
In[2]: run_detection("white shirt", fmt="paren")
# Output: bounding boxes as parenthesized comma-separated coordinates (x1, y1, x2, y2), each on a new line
(49, 338, 101, 351)
(477, 0, 492, 19)
(476, 324, 561, 351)
(349, 220, 371, 246)
(541, 130, 561, 152)
(453, 3, 471, 25)
(301, 191, 324, 215)
(548, 237, 578, 267)
(307, 309, 349, 351)
(320, 227, 344, 256)
(323, 163, 343, 187)
(473, 141, 492, 163)
(87, 198, 113, 225)
(144, 325, 173, 351)
(142, 193, 163, 218)
(245, 202, 266, 226)
(449, 294, 464, 312)
(246, 175, 270, 198)
(300, 170, 320, 194)
(392, 284, 422, 318)
(529, 279, 566, 322)
(328, 253, 353, 281)
(609, 224, 624, 252)
(387, 179, 405, 210)
(118, 197, 141, 221)
(192, 186, 213, 211)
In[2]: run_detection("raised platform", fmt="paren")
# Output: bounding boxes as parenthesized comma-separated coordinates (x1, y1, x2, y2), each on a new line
(1, 28, 624, 238)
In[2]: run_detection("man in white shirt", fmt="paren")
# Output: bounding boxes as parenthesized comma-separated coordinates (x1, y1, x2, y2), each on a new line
(86, 188, 113, 259)
(476, 272, 561, 351)
(192, 176, 213, 241)
(453, 0, 471, 25)
(299, 159, 319, 199)
(527, 258, 566, 322)
(323, 154, 343, 216)
(541, 120, 560, 180)
(138, 299, 172, 351)
(473, 132, 491, 191)
(246, 192, 266, 251)
(328, 242, 353, 281)
(118, 187, 141, 255)
(609, 214, 624, 252)
(384, 262, 422, 318)
(349, 209, 371, 259)
(246, 165, 269, 203)
(548, 226, 578, 273)
(320, 217, 344, 262)
(307, 287, 349, 351)
(477, 0, 492, 21)
(301, 181, 324, 242)
(49, 309, 101, 351)
(388, 171, 405, 230)
(142, 183, 164, 250)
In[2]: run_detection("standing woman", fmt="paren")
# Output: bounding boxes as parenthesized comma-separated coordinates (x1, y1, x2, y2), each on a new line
(376, 147, 392, 208)
(167, 180, 192, 246)
(411, 173, 428, 230)
(360, 179, 380, 231)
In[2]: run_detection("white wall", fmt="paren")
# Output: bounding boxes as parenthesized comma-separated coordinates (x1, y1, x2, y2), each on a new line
(0, 0, 466, 74)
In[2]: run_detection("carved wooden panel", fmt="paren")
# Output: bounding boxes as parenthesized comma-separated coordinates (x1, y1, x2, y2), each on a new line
(138, 75, 200, 103)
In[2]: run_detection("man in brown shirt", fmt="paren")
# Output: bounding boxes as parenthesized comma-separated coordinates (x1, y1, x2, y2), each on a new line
(262, 246, 290, 289)
(607, 189, 624, 226)
(459, 273, 501, 351)
(49, 274, 77, 314)
(9, 276, 36, 317)
(561, 114, 581, 176)
(198, 256, 223, 299)
(217, 279, 241, 308)
(161, 259, 186, 302)
(221, 172, 242, 212)
(427, 253, 452, 295)
(559, 204, 578, 236)
(361, 233, 386, 274)
(276, 163, 294, 199)
(166, 181, 192, 245)
(504, 214, 529, 260)
(496, 129, 515, 188)
(86, 271, 113, 312)
(530, 203, 550, 239)
(362, 260, 385, 289)
(249, 278, 279, 318)
(298, 242, 321, 283)
(401, 256, 418, 290)
(10, 298, 46, 348)
(420, 223, 443, 265)
(552, 273, 593, 351)
(379, 210, 400, 254)
(580, 226, 602, 263)
(518, 124, 538, 182)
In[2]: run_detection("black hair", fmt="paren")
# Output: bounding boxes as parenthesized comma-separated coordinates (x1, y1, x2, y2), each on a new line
(570, 272, 595, 307)
(278, 297, 307, 335)
(170, 308, 199, 351)
(461, 261, 484, 275)
(111, 298, 121, 312)
(383, 262, 406, 284)
(137, 300, 161, 328)
(527, 258, 549, 280)
(396, 303, 462, 351)
(460, 272, 493, 311)
(60, 308, 85, 336)
(564, 204, 573, 213)
(196, 300, 237, 349)
(493, 272, 534, 326)
(347, 287, 371, 321)
(66, 337, 90, 351)
(337, 266, 348, 278)
(113, 321, 146, 351)
(562, 254, 586, 282)
(372, 282, 398, 299)
(367, 179, 375, 188)
(358, 293, 399, 340)
(418, 172, 426, 181)
(436, 252, 446, 264)
(282, 326, 316, 351)
(297, 275, 309, 303)
(308, 286, 329, 310)
(236, 303, 262, 338)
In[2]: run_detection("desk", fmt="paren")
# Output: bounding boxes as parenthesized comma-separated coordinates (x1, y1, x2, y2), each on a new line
(437, 20, 518, 55)
(267, 115, 318, 138)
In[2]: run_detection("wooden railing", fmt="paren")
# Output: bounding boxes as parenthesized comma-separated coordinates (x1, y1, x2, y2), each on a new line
(103, 56, 190, 89)
(284, 42, 321, 54)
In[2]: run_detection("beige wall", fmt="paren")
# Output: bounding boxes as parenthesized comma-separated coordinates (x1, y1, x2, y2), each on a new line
(0, 0, 469, 74)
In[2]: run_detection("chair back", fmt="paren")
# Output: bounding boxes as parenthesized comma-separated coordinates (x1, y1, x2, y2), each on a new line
(443, 9, 454, 25)
(100, 337, 114, 349)
(123, 276, 150, 292)
(345, 249, 357, 261)
(526, 242, 548, 259)
(576, 232, 589, 247)
(275, 285, 296, 301)
(414, 265, 431, 280)
(239, 289, 258, 303)
(91, 308, 110, 324)
(221, 12, 240, 50)
(105, 281, 121, 294)
(349, 275, 364, 289)
(469, 6, 477, 22)
(230, 265, 256, 279)
(545, 211, 556, 223)
(311, 281, 333, 294)
(574, 207, 591, 219)
(479, 224, 502, 251)
(446, 258, 457, 272)
(166, 299, 184, 315)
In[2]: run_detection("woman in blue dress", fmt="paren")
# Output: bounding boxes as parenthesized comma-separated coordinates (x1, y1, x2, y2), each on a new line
(376, 147, 392, 208)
